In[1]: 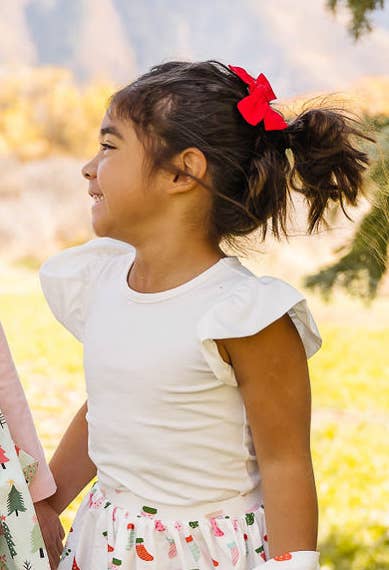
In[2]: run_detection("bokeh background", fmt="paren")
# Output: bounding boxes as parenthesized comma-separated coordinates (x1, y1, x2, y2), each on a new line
(0, 1, 388, 568)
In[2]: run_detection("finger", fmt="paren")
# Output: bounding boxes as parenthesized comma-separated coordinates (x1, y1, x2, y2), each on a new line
(47, 539, 60, 564)
(48, 551, 57, 570)
(57, 535, 64, 555)
(51, 549, 60, 570)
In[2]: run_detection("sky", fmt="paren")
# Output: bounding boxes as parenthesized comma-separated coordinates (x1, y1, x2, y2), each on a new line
(158, 0, 389, 97)
(0, 0, 387, 97)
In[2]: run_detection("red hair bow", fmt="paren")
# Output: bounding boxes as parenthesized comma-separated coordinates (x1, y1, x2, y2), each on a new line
(228, 65, 288, 131)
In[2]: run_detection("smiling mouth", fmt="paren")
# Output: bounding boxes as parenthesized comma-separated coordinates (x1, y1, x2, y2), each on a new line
(89, 193, 104, 203)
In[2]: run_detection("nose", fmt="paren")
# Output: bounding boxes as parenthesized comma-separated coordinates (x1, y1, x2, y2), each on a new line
(81, 158, 97, 180)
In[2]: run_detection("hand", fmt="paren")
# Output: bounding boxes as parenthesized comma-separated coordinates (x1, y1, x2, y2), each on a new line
(34, 499, 65, 569)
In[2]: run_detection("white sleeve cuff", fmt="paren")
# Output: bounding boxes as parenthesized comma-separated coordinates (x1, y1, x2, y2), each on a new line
(258, 550, 320, 569)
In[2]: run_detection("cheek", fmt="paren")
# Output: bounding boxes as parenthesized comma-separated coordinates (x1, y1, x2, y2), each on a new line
(97, 157, 149, 212)
(97, 157, 126, 192)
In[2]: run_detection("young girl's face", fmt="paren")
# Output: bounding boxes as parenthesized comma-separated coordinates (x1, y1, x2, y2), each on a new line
(82, 111, 168, 242)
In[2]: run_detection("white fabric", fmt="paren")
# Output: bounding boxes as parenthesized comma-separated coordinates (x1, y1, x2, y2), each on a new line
(40, 238, 322, 505)
(261, 550, 320, 568)
(40, 238, 322, 569)
(197, 274, 322, 387)
(58, 481, 320, 569)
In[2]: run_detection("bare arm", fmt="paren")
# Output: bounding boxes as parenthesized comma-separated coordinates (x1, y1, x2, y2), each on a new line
(218, 313, 318, 559)
(47, 401, 97, 515)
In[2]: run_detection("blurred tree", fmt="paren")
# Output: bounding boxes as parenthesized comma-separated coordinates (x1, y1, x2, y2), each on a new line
(326, 0, 385, 40)
(0, 68, 115, 160)
(303, 2, 388, 300)
(304, 118, 389, 301)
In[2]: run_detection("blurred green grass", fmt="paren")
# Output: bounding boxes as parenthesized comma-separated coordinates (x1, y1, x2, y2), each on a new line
(1, 276, 388, 569)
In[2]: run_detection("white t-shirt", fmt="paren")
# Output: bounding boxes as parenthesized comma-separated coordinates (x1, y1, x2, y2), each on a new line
(39, 238, 322, 508)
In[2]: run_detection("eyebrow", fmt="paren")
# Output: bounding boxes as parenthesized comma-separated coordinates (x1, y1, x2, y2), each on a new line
(99, 125, 125, 140)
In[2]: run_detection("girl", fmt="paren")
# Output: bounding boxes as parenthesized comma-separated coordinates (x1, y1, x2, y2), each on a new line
(0, 323, 65, 568)
(40, 61, 371, 569)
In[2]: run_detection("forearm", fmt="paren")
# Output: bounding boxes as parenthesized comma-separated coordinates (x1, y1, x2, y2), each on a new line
(47, 401, 97, 515)
(260, 457, 318, 559)
(0, 324, 56, 502)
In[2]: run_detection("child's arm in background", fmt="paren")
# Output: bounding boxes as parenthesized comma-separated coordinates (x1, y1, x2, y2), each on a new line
(0, 323, 65, 568)
(219, 313, 320, 569)
(47, 400, 97, 515)
(0, 323, 57, 501)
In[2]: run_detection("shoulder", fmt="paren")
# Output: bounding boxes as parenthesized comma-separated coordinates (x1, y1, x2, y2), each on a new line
(39, 238, 135, 341)
(199, 266, 313, 342)
(197, 266, 322, 386)
(40, 237, 135, 280)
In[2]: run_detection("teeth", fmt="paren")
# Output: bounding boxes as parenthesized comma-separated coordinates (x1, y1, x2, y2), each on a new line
(92, 194, 104, 203)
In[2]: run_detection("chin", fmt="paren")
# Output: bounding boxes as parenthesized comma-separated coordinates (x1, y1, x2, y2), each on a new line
(91, 219, 113, 238)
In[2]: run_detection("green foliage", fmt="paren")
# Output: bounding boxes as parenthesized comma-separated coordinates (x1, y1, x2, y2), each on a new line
(327, 0, 385, 39)
(304, 189, 389, 300)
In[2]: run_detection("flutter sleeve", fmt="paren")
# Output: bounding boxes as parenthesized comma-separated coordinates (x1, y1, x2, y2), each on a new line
(0, 323, 56, 502)
(39, 237, 135, 342)
(197, 275, 322, 386)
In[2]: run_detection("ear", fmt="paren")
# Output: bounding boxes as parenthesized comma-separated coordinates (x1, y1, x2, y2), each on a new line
(168, 147, 208, 194)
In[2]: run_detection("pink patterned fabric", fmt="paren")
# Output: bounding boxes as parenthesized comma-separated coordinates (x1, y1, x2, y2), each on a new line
(0, 323, 56, 502)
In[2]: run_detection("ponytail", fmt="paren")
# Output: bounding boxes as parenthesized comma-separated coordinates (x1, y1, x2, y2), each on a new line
(287, 108, 374, 233)
(243, 106, 374, 242)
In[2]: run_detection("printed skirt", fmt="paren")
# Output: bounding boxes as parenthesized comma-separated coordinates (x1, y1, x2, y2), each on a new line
(59, 479, 271, 570)
(0, 407, 50, 570)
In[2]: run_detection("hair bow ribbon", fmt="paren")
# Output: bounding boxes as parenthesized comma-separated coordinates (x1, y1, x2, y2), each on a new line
(228, 65, 288, 131)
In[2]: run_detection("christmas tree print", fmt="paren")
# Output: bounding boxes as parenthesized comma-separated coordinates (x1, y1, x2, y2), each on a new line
(0, 526, 6, 552)
(7, 483, 26, 517)
(0, 446, 9, 469)
(135, 537, 153, 561)
(72, 558, 80, 570)
(23, 562, 32, 570)
(18, 448, 39, 485)
(0, 518, 17, 558)
(0, 411, 6, 429)
(60, 547, 72, 561)
(31, 518, 46, 558)
(0, 553, 9, 570)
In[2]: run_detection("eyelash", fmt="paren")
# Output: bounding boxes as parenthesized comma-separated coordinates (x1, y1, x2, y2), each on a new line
(99, 142, 115, 151)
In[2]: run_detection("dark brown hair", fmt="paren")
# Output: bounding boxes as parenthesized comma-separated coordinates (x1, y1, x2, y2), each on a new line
(108, 60, 374, 245)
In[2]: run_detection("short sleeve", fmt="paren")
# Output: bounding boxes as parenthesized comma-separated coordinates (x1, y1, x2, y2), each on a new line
(0, 323, 57, 502)
(197, 275, 322, 386)
(39, 238, 135, 342)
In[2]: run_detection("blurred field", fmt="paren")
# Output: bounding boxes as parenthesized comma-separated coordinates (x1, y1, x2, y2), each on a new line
(0, 262, 388, 569)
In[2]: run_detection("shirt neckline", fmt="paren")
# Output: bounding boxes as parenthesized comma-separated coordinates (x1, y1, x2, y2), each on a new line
(121, 253, 241, 303)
